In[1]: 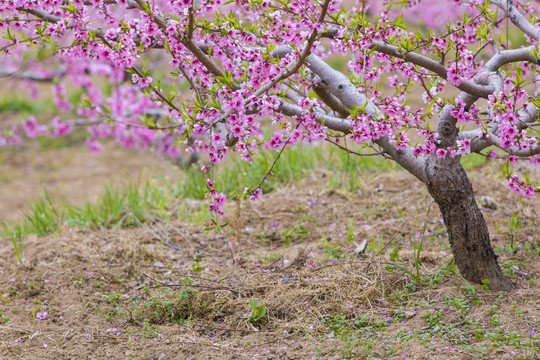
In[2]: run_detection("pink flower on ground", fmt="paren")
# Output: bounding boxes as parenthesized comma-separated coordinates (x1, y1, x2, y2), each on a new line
(36, 312, 48, 320)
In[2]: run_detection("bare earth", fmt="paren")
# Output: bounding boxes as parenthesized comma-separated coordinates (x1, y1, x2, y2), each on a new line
(0, 142, 179, 223)
(0, 143, 539, 359)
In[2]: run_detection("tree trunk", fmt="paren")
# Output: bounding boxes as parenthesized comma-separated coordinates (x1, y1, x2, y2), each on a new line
(425, 157, 514, 291)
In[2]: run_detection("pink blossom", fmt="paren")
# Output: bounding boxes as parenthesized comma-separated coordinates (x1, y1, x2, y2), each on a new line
(456, 139, 470, 155)
(50, 117, 73, 138)
(212, 133, 223, 143)
(22, 117, 48, 138)
(412, 147, 423, 157)
(137, 77, 153, 88)
(85, 139, 104, 153)
(447, 65, 463, 87)
(206, 179, 215, 191)
(231, 125, 243, 138)
(250, 188, 262, 201)
(267, 133, 283, 151)
(525, 187, 535, 200)
(436, 148, 447, 159)
(209, 192, 226, 216)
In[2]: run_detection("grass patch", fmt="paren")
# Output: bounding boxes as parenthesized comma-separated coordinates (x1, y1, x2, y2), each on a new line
(20, 189, 60, 236)
(0, 143, 402, 258)
(36, 129, 89, 150)
(66, 181, 170, 229)
(0, 88, 86, 115)
(177, 143, 399, 199)
(1, 140, 489, 243)
(0, 96, 54, 115)
(461, 152, 489, 170)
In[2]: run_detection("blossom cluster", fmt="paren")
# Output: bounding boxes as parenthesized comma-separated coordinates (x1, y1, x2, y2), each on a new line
(0, 0, 539, 212)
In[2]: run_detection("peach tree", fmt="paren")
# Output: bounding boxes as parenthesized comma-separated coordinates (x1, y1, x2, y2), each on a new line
(1, 0, 540, 290)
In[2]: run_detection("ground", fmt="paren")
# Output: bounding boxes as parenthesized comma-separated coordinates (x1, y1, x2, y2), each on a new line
(0, 141, 539, 360)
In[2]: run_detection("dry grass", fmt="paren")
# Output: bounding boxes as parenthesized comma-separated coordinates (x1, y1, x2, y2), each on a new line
(0, 161, 539, 359)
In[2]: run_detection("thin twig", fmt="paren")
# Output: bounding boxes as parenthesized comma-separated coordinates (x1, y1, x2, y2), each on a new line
(326, 138, 386, 157)
(376, 232, 400, 257)
(254, 137, 292, 191)
(129, 66, 183, 114)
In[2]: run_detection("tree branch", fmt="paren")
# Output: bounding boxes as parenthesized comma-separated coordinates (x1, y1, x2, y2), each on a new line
(286, 0, 331, 76)
(303, 54, 427, 182)
(187, 6, 195, 40)
(276, 101, 352, 134)
(214, 0, 332, 110)
(312, 78, 350, 117)
(464, 70, 540, 153)
(484, 46, 539, 70)
(436, 43, 540, 152)
(370, 41, 495, 99)
(19, 8, 62, 23)
(488, 134, 540, 157)
(61, 0, 140, 8)
(271, 47, 427, 181)
(491, 0, 540, 41)
(0, 66, 65, 82)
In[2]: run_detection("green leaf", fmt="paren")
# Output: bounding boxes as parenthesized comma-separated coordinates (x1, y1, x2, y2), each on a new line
(384, 263, 421, 284)
(248, 299, 266, 323)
